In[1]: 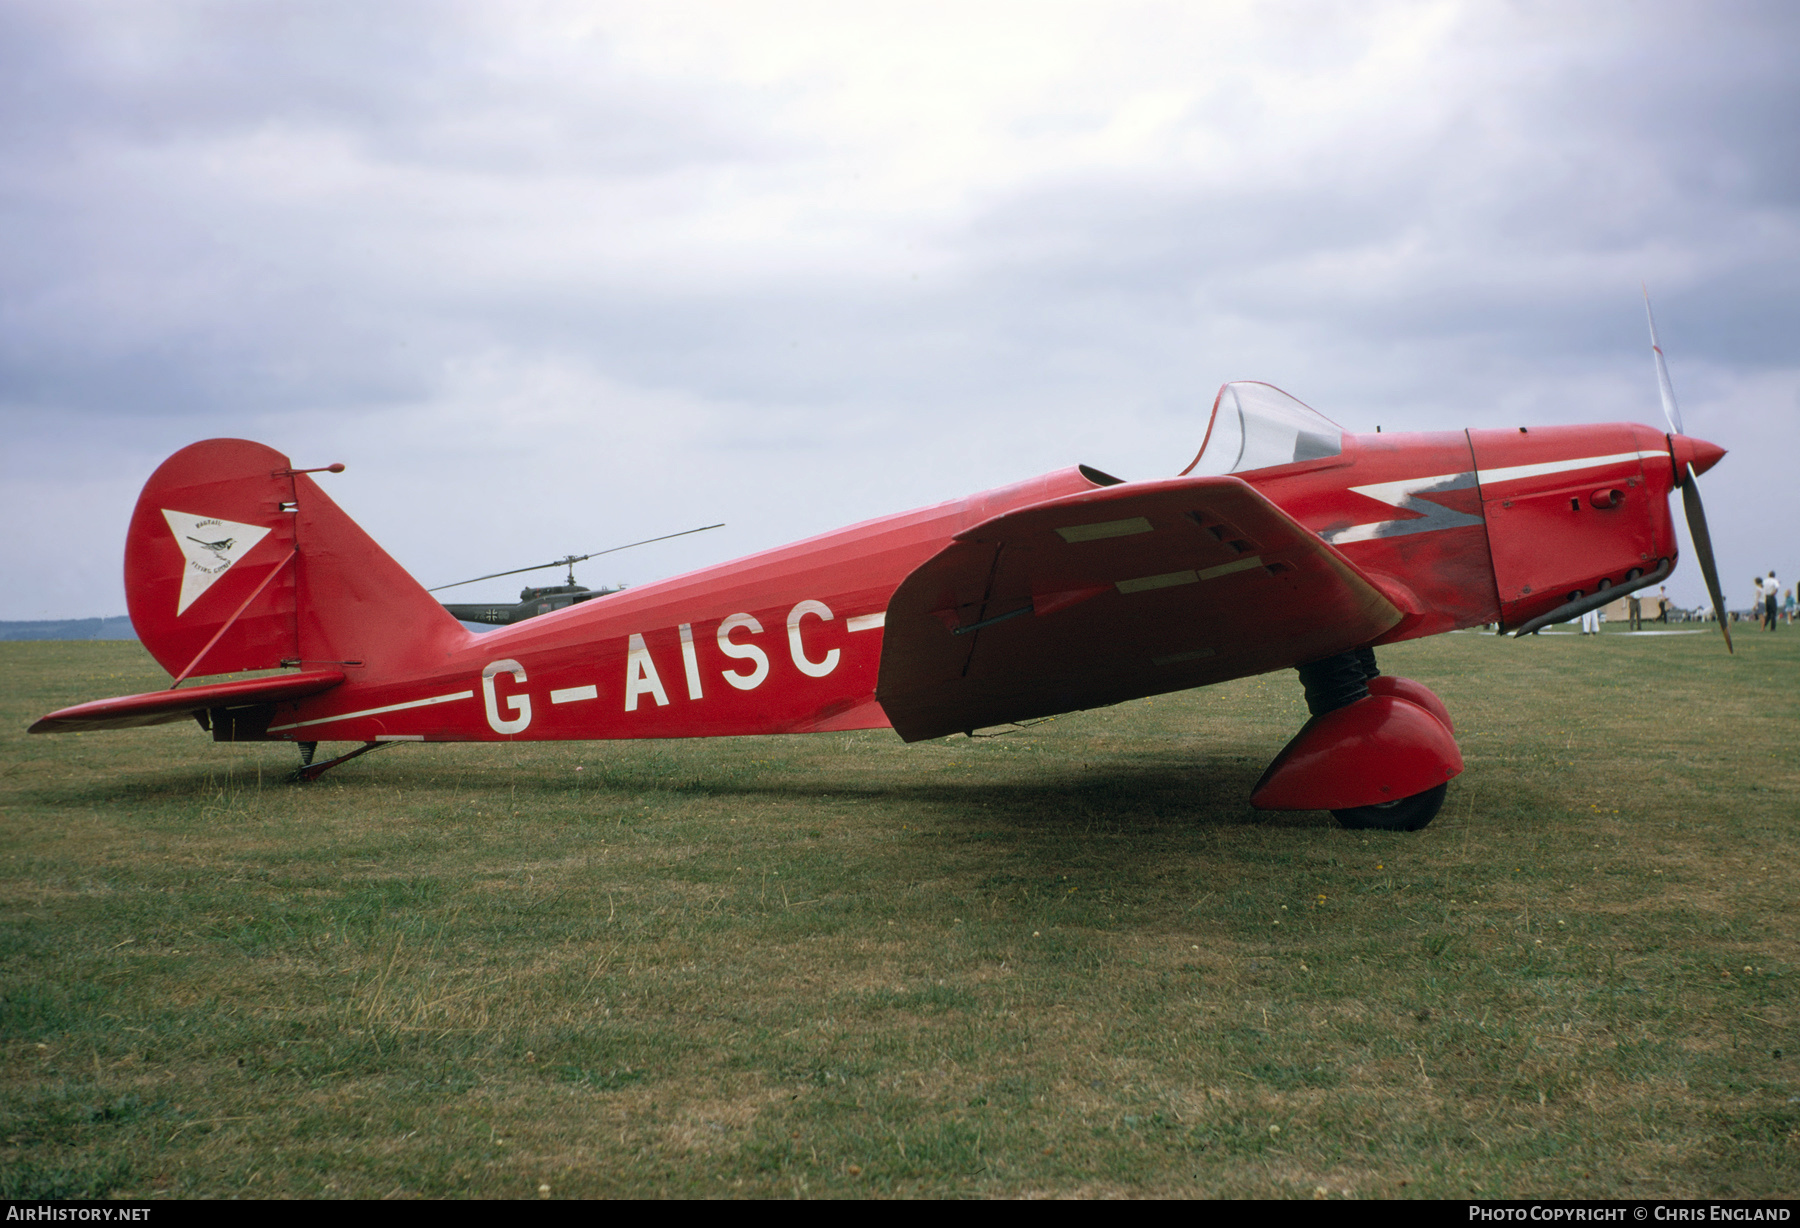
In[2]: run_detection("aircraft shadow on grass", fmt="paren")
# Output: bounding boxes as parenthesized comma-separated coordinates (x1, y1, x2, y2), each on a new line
(33, 746, 1298, 833)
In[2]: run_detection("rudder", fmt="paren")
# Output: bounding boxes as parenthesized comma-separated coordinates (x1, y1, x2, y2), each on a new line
(126, 439, 464, 682)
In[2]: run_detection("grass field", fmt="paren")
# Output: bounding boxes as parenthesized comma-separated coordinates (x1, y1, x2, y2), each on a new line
(2, 627, 1795, 1199)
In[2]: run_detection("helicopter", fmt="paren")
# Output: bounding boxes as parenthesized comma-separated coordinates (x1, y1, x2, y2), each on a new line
(430, 528, 722, 626)
(439, 583, 619, 628)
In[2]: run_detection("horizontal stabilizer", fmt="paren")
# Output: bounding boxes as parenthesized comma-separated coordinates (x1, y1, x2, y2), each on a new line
(876, 475, 1402, 741)
(30, 670, 345, 734)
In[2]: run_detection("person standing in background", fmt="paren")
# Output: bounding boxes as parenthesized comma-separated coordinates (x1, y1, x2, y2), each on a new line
(1764, 571, 1780, 631)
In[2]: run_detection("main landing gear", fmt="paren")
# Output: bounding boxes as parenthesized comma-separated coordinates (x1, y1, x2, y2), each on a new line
(1331, 782, 1449, 833)
(1249, 647, 1462, 832)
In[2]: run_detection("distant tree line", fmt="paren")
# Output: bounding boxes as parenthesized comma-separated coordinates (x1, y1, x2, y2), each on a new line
(0, 618, 136, 641)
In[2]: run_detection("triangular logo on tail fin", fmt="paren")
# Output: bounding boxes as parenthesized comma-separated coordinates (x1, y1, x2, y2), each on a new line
(161, 509, 272, 615)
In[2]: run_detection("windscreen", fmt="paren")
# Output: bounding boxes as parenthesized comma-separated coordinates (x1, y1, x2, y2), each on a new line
(1183, 382, 1344, 476)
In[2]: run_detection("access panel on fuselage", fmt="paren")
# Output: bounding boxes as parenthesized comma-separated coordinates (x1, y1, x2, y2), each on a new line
(1469, 424, 1671, 630)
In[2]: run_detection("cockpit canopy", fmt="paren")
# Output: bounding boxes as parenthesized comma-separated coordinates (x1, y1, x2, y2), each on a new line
(1183, 382, 1344, 476)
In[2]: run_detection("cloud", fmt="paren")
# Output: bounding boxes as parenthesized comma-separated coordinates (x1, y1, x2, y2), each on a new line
(3, 0, 1796, 618)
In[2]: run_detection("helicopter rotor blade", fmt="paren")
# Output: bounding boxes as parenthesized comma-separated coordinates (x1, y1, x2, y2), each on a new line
(428, 559, 577, 591)
(563, 523, 726, 566)
(428, 523, 724, 592)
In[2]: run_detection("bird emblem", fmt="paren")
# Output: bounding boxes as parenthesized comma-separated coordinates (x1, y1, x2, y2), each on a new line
(187, 535, 237, 565)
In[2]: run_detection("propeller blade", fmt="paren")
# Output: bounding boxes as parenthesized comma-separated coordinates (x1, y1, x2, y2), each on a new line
(1643, 292, 1729, 651)
(1679, 465, 1732, 653)
(1643, 285, 1685, 436)
(429, 523, 724, 592)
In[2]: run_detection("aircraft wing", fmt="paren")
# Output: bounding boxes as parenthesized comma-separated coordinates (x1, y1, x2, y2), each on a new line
(30, 669, 346, 734)
(876, 475, 1403, 741)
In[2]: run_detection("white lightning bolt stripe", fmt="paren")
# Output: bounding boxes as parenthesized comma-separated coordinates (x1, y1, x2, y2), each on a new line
(1324, 471, 1482, 546)
(1476, 450, 1657, 487)
(1322, 450, 1663, 547)
(1344, 469, 1478, 510)
(267, 689, 475, 732)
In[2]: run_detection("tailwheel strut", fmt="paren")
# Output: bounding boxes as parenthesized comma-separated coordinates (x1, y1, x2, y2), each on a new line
(292, 740, 396, 782)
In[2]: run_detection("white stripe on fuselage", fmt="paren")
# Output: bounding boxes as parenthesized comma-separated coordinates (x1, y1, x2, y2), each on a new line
(1322, 450, 1658, 546)
(1476, 450, 1655, 487)
(267, 689, 475, 732)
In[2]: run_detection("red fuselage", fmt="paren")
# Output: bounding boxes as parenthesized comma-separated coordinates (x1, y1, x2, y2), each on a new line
(252, 420, 1710, 746)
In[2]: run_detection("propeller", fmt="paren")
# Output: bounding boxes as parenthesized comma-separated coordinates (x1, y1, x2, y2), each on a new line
(429, 523, 725, 592)
(1644, 287, 1731, 653)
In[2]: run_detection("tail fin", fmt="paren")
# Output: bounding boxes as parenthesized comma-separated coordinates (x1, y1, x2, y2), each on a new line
(126, 439, 464, 682)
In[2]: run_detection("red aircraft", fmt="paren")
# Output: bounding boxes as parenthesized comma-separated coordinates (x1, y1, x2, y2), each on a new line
(31, 314, 1730, 832)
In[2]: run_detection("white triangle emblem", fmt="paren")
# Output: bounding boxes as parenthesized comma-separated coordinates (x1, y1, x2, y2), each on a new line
(162, 509, 273, 616)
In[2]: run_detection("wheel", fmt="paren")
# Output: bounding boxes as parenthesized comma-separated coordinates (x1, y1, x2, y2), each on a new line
(1331, 783, 1448, 832)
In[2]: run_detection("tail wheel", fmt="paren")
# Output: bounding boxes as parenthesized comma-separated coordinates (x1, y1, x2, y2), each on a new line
(1332, 783, 1447, 832)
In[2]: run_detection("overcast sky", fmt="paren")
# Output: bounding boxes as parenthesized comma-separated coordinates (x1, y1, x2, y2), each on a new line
(4, 0, 1796, 621)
